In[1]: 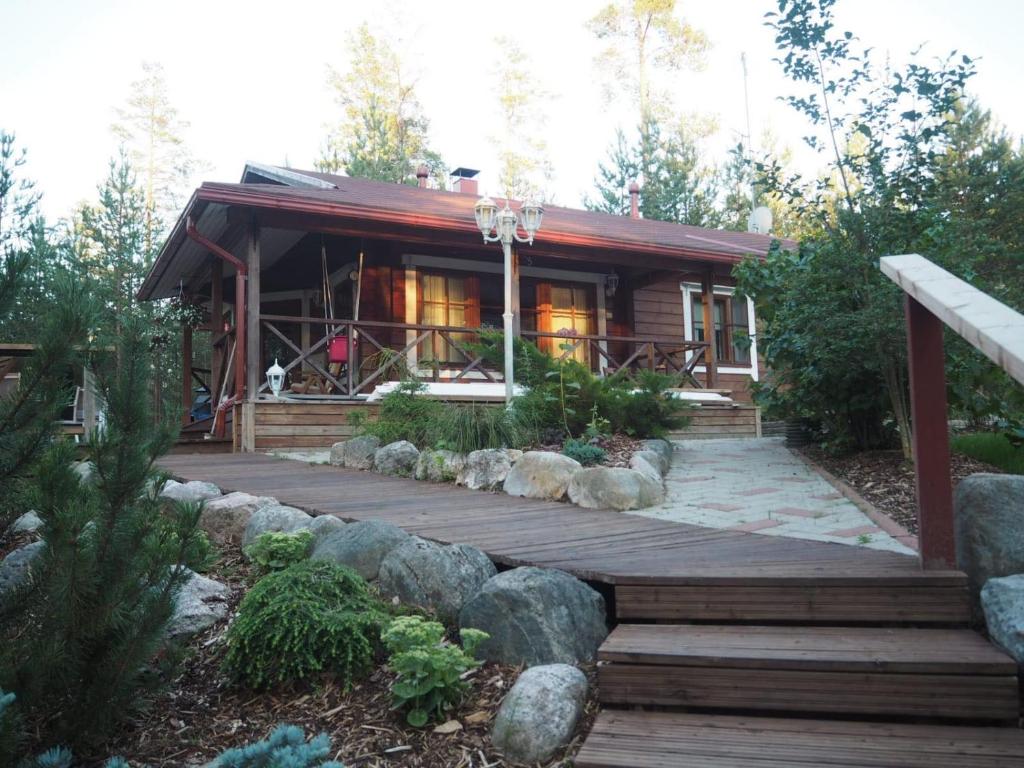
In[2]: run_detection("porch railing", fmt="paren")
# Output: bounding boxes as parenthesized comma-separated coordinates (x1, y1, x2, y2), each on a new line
(258, 314, 710, 398)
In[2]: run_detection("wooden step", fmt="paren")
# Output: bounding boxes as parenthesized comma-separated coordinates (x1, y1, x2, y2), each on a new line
(598, 625, 1019, 722)
(615, 579, 971, 624)
(575, 710, 1024, 768)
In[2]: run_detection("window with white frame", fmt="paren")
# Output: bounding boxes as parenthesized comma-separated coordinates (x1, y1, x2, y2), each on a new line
(681, 283, 758, 377)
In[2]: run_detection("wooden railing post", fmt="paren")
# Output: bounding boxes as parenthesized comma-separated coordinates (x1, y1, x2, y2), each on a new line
(181, 322, 192, 427)
(906, 295, 956, 569)
(701, 268, 718, 388)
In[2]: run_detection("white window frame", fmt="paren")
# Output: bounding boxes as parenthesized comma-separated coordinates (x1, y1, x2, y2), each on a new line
(680, 282, 759, 381)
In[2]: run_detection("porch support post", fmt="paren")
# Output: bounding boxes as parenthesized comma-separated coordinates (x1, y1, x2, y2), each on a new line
(906, 295, 955, 569)
(245, 220, 261, 402)
(210, 258, 223, 405)
(181, 321, 192, 427)
(701, 268, 718, 388)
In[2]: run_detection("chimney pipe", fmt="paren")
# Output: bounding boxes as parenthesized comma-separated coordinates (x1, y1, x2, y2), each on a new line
(629, 181, 640, 219)
(450, 167, 480, 196)
(416, 165, 429, 188)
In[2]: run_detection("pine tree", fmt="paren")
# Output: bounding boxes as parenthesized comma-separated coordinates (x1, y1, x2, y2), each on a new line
(584, 128, 639, 216)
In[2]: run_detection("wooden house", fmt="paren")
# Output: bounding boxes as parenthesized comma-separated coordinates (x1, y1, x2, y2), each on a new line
(140, 164, 786, 451)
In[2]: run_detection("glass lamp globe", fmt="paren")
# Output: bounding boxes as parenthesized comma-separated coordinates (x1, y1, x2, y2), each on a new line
(266, 359, 285, 398)
(520, 200, 544, 239)
(474, 196, 498, 237)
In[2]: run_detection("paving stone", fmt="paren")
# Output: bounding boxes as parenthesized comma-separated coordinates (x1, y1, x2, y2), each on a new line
(826, 525, 882, 537)
(699, 502, 742, 512)
(731, 519, 783, 532)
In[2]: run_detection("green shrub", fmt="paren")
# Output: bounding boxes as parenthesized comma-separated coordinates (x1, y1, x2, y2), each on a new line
(359, 380, 444, 447)
(598, 371, 692, 438)
(381, 616, 488, 727)
(212, 724, 343, 767)
(244, 531, 314, 572)
(952, 432, 1024, 475)
(433, 403, 534, 452)
(223, 561, 385, 690)
(562, 438, 606, 466)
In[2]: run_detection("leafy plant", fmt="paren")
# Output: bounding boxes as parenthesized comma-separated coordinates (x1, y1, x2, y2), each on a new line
(358, 380, 443, 448)
(244, 531, 314, 573)
(432, 403, 533, 453)
(562, 438, 606, 467)
(223, 561, 385, 690)
(381, 616, 488, 727)
(212, 724, 344, 768)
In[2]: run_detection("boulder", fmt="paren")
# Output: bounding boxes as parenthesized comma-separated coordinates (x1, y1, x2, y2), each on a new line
(330, 436, 381, 470)
(311, 519, 411, 581)
(200, 492, 276, 547)
(0, 541, 45, 596)
(378, 538, 496, 624)
(459, 567, 607, 666)
(492, 664, 588, 764)
(640, 438, 674, 468)
(954, 474, 1024, 603)
(507, 449, 524, 464)
(981, 574, 1024, 663)
(373, 441, 420, 477)
(415, 449, 467, 483)
(242, 504, 314, 550)
(503, 452, 582, 501)
(629, 452, 663, 483)
(11, 511, 43, 534)
(631, 448, 668, 477)
(72, 461, 94, 484)
(161, 479, 222, 504)
(568, 467, 665, 510)
(167, 569, 231, 640)
(307, 515, 346, 543)
(457, 449, 513, 491)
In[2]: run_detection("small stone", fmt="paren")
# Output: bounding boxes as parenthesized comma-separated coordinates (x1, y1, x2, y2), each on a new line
(242, 505, 314, 550)
(167, 569, 231, 640)
(161, 479, 222, 503)
(378, 537, 496, 624)
(492, 664, 588, 764)
(332, 436, 382, 470)
(200, 492, 276, 547)
(415, 449, 467, 483)
(981, 574, 1024, 663)
(568, 467, 665, 510)
(72, 461, 94, 483)
(373, 441, 420, 477)
(457, 449, 513, 491)
(459, 566, 607, 666)
(503, 451, 582, 501)
(0, 541, 45, 596)
(311, 519, 411, 581)
(11, 511, 43, 534)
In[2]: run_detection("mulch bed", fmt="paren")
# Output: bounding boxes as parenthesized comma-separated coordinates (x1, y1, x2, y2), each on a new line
(92, 548, 599, 768)
(533, 434, 641, 469)
(798, 446, 1003, 536)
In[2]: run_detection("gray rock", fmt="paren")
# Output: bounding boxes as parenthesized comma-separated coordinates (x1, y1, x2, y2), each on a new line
(0, 541, 45, 595)
(981, 574, 1024, 663)
(11, 511, 43, 534)
(415, 449, 467, 483)
(492, 664, 588, 764)
(311, 519, 411, 581)
(640, 438, 674, 468)
(955, 474, 1024, 605)
(332, 435, 381, 470)
(72, 461, 94, 483)
(308, 515, 346, 543)
(503, 451, 582, 501)
(458, 449, 513, 491)
(631, 448, 668, 477)
(200, 492, 276, 547)
(568, 467, 665, 510)
(629, 452, 663, 482)
(507, 449, 524, 464)
(242, 504, 314, 550)
(167, 569, 231, 640)
(373, 440, 420, 477)
(459, 567, 607, 666)
(378, 538, 496, 624)
(161, 479, 222, 503)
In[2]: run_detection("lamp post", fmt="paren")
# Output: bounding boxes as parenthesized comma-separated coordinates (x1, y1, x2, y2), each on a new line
(473, 197, 544, 405)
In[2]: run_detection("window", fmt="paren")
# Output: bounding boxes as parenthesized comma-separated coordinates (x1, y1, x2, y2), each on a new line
(691, 293, 751, 365)
(419, 272, 479, 363)
(537, 282, 596, 366)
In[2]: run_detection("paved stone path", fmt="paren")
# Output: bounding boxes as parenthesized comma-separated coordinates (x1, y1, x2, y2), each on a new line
(629, 437, 917, 555)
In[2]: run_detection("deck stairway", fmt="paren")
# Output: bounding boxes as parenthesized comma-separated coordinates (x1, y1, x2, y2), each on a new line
(576, 579, 1024, 768)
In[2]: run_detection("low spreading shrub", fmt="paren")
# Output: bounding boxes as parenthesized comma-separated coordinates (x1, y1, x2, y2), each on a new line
(562, 438, 606, 466)
(952, 431, 1024, 475)
(433, 402, 535, 453)
(381, 616, 488, 727)
(244, 531, 314, 572)
(223, 561, 385, 690)
(356, 380, 443, 447)
(212, 724, 344, 768)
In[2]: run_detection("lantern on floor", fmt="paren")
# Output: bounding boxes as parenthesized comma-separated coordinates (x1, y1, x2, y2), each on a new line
(266, 359, 285, 398)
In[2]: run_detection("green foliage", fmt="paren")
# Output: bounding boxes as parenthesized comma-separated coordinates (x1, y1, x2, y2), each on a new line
(212, 724, 344, 768)
(244, 531, 314, 573)
(599, 370, 692, 438)
(432, 403, 533, 453)
(0, 688, 18, 768)
(952, 433, 1024, 475)
(223, 561, 384, 690)
(562, 438, 606, 467)
(381, 616, 488, 727)
(1, 317, 206, 749)
(360, 380, 444, 447)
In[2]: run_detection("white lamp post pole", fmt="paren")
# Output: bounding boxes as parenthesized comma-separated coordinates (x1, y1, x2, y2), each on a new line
(474, 197, 544, 406)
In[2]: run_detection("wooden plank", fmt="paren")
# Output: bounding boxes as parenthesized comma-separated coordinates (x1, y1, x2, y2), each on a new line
(599, 625, 1015, 674)
(598, 664, 1019, 721)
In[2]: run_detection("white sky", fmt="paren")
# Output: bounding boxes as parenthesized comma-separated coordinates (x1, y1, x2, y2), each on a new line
(3, 0, 1022, 221)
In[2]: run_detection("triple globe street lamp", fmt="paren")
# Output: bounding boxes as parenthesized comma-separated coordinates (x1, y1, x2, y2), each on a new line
(472, 196, 544, 405)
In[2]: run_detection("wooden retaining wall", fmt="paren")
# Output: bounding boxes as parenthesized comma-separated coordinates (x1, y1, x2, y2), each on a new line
(669, 404, 760, 440)
(236, 401, 380, 451)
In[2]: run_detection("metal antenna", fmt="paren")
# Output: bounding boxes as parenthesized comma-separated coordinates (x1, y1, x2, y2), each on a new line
(741, 52, 755, 210)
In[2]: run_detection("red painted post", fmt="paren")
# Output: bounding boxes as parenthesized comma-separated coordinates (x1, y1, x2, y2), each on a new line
(905, 295, 956, 569)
